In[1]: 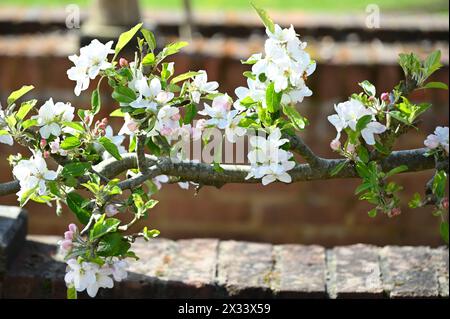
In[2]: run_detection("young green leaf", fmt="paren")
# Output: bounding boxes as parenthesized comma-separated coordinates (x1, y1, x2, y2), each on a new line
(90, 216, 121, 240)
(385, 165, 408, 178)
(330, 161, 348, 177)
(251, 1, 275, 33)
(61, 136, 81, 150)
(141, 28, 157, 52)
(283, 105, 308, 130)
(66, 192, 91, 225)
(266, 83, 282, 113)
(67, 286, 77, 300)
(61, 162, 91, 178)
(7, 85, 34, 106)
(98, 136, 123, 160)
(359, 80, 376, 96)
(183, 104, 197, 124)
(91, 89, 101, 115)
(356, 115, 373, 132)
(16, 99, 37, 120)
(421, 81, 448, 90)
(142, 53, 155, 66)
(171, 71, 201, 84)
(114, 23, 143, 58)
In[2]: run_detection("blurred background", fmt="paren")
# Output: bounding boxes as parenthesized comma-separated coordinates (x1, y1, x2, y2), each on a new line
(0, 0, 448, 247)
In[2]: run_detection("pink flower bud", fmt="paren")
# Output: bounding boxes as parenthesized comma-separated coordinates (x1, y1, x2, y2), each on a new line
(43, 151, 50, 159)
(381, 92, 390, 102)
(119, 58, 129, 67)
(160, 127, 173, 136)
(60, 239, 73, 250)
(40, 138, 47, 148)
(64, 231, 74, 240)
(346, 143, 356, 154)
(389, 207, 402, 218)
(368, 96, 375, 102)
(105, 204, 119, 217)
(68, 224, 77, 233)
(330, 139, 341, 151)
(171, 113, 181, 122)
(442, 197, 449, 210)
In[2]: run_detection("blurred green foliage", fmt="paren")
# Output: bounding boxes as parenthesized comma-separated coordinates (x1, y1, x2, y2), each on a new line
(1, 0, 448, 13)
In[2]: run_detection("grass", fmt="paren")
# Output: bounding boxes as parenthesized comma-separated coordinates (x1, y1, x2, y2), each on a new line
(0, 0, 448, 13)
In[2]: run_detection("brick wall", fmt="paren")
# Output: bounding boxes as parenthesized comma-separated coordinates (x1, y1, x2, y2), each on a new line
(0, 37, 448, 246)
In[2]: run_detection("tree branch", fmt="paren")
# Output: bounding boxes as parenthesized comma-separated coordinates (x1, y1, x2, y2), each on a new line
(0, 147, 439, 197)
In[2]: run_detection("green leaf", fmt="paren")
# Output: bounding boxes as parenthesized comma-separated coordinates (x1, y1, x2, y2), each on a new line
(367, 208, 377, 218)
(184, 104, 197, 124)
(422, 81, 448, 90)
(112, 86, 137, 104)
(171, 71, 201, 84)
(251, 1, 275, 33)
(62, 121, 85, 132)
(16, 99, 37, 120)
(266, 83, 282, 113)
(282, 105, 308, 130)
(355, 182, 372, 195)
(90, 215, 121, 240)
(7, 85, 34, 106)
(359, 80, 376, 96)
(114, 23, 143, 57)
(91, 89, 101, 115)
(98, 136, 123, 160)
(330, 161, 347, 177)
(423, 50, 442, 78)
(67, 286, 77, 299)
(110, 109, 125, 117)
(61, 136, 81, 150)
(385, 165, 408, 178)
(66, 192, 91, 225)
(142, 53, 155, 66)
(432, 170, 447, 199)
(408, 193, 422, 208)
(357, 146, 370, 163)
(160, 41, 188, 59)
(440, 221, 449, 244)
(61, 162, 91, 178)
(141, 28, 157, 52)
(374, 141, 391, 156)
(356, 115, 373, 132)
(213, 162, 225, 173)
(97, 232, 131, 257)
(21, 119, 38, 129)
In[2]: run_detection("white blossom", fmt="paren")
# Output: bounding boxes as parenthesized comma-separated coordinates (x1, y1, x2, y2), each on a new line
(225, 112, 246, 143)
(49, 137, 68, 156)
(32, 98, 75, 139)
(129, 75, 174, 111)
(64, 259, 114, 298)
(190, 70, 219, 103)
(12, 151, 58, 201)
(251, 24, 315, 95)
(67, 39, 114, 96)
(246, 128, 295, 185)
(109, 258, 128, 282)
(118, 113, 139, 136)
(424, 126, 449, 155)
(198, 94, 232, 129)
(327, 99, 386, 145)
(156, 105, 181, 140)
